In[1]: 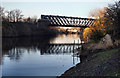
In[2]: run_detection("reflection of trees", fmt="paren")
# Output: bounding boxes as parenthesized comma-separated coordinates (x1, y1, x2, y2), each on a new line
(8, 48, 23, 61)
(2, 36, 55, 60)
(2, 35, 80, 61)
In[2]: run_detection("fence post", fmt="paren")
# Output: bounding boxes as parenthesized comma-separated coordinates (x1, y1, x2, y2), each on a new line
(73, 40, 75, 53)
(78, 39, 79, 48)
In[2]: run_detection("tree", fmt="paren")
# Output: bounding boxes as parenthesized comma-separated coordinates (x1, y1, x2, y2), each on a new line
(89, 8, 107, 33)
(15, 9, 23, 22)
(27, 17, 31, 23)
(25, 16, 37, 23)
(105, 1, 120, 39)
(6, 9, 23, 22)
(10, 10, 16, 22)
(0, 6, 5, 20)
(83, 8, 106, 42)
(83, 1, 120, 43)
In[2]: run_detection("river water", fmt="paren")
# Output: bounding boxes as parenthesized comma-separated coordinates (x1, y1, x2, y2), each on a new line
(2, 34, 81, 76)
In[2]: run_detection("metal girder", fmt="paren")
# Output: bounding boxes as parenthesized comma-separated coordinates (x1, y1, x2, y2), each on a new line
(62, 18, 68, 25)
(41, 15, 95, 27)
(58, 17, 64, 25)
(55, 17, 62, 26)
(66, 18, 71, 25)
(60, 17, 67, 25)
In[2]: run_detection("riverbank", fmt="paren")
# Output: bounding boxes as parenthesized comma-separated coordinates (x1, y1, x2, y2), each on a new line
(2, 21, 57, 37)
(58, 45, 120, 77)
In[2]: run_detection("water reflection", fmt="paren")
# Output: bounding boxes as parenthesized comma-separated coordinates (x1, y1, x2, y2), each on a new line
(2, 34, 80, 76)
(50, 34, 81, 43)
(2, 37, 54, 61)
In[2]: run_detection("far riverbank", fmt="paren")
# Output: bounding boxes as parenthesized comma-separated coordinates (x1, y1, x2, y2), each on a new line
(2, 21, 57, 37)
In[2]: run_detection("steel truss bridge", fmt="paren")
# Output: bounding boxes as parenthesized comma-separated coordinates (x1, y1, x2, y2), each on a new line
(41, 15, 95, 27)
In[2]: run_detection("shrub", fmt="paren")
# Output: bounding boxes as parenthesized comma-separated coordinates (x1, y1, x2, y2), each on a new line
(83, 27, 104, 43)
(89, 30, 105, 43)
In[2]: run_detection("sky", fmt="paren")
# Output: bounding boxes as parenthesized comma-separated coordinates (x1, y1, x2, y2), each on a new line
(1, 0, 117, 18)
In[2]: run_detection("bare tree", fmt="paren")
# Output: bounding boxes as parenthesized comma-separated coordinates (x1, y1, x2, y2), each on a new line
(6, 10, 14, 22)
(10, 10, 16, 22)
(15, 9, 23, 22)
(0, 6, 5, 20)
(6, 9, 23, 22)
(27, 17, 31, 23)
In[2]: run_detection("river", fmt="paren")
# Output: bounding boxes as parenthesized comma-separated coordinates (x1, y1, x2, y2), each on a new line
(2, 34, 81, 76)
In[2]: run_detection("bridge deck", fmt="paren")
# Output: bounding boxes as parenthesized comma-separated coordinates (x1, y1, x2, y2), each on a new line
(49, 24, 88, 27)
(49, 43, 83, 46)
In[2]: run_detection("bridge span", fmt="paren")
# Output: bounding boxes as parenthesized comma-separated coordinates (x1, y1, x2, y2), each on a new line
(38, 15, 95, 28)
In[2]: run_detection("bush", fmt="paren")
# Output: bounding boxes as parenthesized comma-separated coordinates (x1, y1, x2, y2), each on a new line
(83, 27, 104, 43)
(89, 30, 104, 43)
(83, 27, 93, 42)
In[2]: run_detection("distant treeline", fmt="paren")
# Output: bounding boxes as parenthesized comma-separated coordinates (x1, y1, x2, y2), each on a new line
(2, 21, 57, 37)
(0, 7, 37, 23)
(0, 6, 57, 37)
(2, 37, 54, 53)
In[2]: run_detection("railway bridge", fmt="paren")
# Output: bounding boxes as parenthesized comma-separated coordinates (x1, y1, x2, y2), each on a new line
(38, 15, 95, 28)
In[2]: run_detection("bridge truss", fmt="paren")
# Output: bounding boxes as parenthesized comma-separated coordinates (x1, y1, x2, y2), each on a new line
(41, 15, 95, 27)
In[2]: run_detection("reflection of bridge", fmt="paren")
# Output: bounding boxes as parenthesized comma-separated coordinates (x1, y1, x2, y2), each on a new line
(7, 43, 81, 64)
(40, 43, 81, 55)
(6, 43, 82, 61)
(40, 15, 95, 27)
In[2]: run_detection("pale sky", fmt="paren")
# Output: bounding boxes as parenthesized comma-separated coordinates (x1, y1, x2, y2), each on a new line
(1, 0, 117, 2)
(1, 0, 117, 18)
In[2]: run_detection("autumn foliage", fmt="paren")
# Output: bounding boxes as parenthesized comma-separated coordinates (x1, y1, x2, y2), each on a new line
(83, 1, 120, 42)
(83, 8, 106, 42)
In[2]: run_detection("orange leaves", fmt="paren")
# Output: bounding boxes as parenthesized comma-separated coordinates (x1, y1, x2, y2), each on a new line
(83, 27, 93, 42)
(83, 8, 108, 42)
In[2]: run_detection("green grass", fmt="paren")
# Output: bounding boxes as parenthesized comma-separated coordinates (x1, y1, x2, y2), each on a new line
(83, 48, 120, 76)
(92, 48, 119, 62)
(97, 48, 119, 56)
(92, 48, 120, 76)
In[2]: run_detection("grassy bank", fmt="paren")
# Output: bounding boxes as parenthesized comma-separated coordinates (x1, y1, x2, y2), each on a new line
(2, 21, 57, 37)
(59, 47, 120, 76)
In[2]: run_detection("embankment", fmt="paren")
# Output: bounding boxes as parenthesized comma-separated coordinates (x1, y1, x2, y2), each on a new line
(58, 34, 120, 77)
(59, 44, 120, 77)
